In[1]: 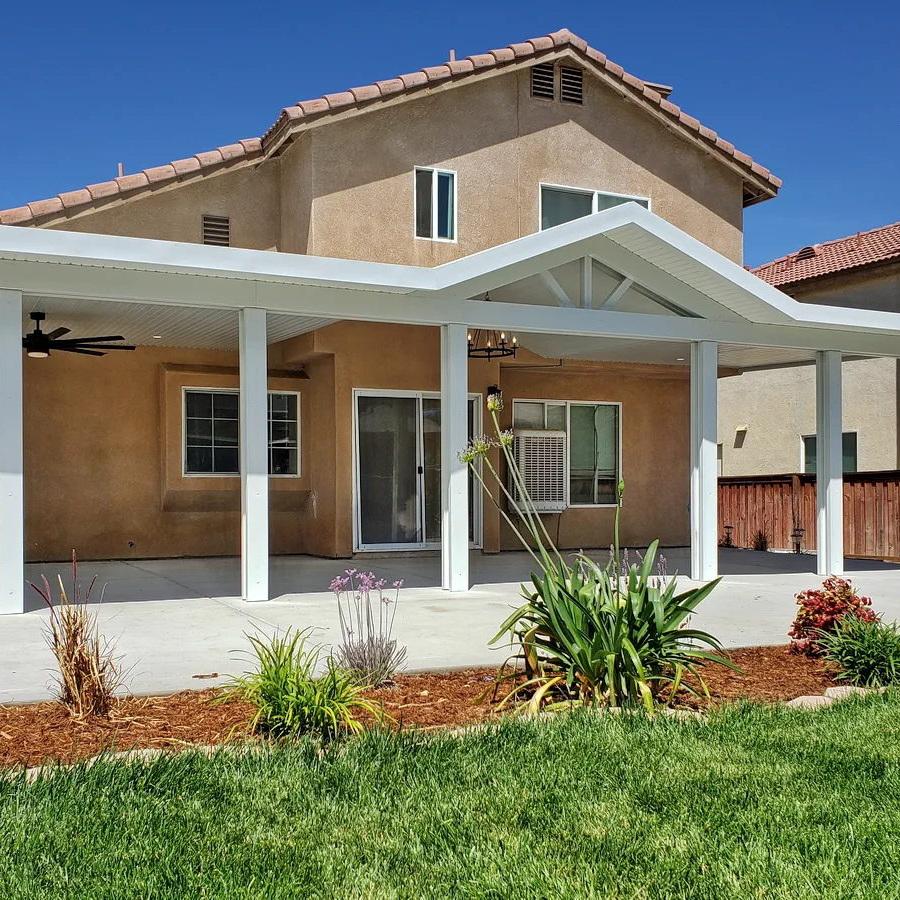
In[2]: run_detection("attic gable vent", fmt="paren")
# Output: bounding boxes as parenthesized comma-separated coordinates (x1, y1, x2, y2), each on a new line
(202, 214, 230, 247)
(560, 66, 584, 104)
(530, 62, 556, 100)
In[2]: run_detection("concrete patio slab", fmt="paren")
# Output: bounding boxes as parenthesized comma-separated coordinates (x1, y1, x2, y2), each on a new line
(3, 548, 898, 704)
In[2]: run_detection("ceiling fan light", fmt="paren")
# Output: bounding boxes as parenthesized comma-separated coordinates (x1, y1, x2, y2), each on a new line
(27, 350, 49, 359)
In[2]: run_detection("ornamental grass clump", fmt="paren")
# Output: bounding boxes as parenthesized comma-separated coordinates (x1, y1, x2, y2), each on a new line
(30, 552, 121, 719)
(225, 628, 382, 742)
(460, 391, 730, 713)
(819, 616, 900, 687)
(789, 575, 878, 656)
(331, 570, 407, 687)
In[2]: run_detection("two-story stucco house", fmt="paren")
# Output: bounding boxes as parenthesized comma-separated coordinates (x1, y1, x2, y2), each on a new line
(719, 222, 900, 476)
(1, 28, 898, 613)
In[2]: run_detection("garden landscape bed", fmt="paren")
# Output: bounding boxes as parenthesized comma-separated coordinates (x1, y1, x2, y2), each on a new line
(0, 645, 835, 769)
(1, 694, 899, 899)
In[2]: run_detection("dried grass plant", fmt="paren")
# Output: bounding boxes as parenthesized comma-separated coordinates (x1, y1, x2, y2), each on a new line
(30, 552, 122, 718)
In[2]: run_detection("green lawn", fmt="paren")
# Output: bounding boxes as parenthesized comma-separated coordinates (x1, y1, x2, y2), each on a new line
(2, 696, 900, 899)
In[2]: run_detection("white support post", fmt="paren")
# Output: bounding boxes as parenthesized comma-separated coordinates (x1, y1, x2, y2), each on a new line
(816, 350, 844, 576)
(690, 341, 718, 581)
(239, 308, 269, 602)
(0, 290, 24, 614)
(441, 324, 469, 592)
(580, 255, 593, 308)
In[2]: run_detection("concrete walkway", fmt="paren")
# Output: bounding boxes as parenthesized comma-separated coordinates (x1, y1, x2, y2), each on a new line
(3, 549, 898, 704)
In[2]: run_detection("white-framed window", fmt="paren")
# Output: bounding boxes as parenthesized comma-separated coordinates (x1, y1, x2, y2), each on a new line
(414, 167, 456, 241)
(802, 432, 857, 475)
(539, 183, 650, 231)
(513, 399, 621, 507)
(183, 388, 300, 477)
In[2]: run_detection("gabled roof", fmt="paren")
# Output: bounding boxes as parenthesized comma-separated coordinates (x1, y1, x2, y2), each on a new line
(0, 28, 781, 228)
(753, 221, 900, 288)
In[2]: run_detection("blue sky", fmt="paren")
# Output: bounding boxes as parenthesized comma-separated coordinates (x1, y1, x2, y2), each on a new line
(1, 1, 897, 266)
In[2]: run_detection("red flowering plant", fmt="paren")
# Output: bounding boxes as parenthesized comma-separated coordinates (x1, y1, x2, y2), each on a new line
(789, 576, 879, 656)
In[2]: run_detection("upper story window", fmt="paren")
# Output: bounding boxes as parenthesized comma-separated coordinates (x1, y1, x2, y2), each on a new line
(540, 184, 650, 231)
(415, 168, 456, 241)
(201, 214, 230, 246)
(183, 389, 300, 477)
(802, 432, 857, 474)
(530, 63, 584, 105)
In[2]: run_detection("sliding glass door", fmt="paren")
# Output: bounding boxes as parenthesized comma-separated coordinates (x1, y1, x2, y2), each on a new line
(354, 391, 479, 550)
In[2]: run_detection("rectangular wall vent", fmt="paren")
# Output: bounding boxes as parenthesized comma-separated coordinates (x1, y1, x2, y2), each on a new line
(510, 430, 567, 513)
(530, 62, 556, 100)
(560, 66, 584, 105)
(202, 214, 231, 246)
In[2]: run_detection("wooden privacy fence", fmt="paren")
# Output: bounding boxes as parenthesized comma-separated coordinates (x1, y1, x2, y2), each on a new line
(718, 471, 900, 560)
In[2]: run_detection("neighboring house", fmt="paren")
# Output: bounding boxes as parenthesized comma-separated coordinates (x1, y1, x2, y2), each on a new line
(719, 223, 900, 476)
(0, 28, 897, 612)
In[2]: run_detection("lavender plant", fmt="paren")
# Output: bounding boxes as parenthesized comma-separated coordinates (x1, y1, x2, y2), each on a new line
(330, 570, 407, 687)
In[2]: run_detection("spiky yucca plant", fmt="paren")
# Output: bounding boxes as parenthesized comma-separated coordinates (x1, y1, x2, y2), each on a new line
(461, 393, 730, 712)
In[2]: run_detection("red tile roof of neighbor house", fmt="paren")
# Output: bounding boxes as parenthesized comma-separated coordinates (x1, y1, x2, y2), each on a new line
(0, 28, 781, 227)
(752, 221, 900, 288)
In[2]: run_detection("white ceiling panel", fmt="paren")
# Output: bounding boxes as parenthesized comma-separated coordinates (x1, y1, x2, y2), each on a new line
(22, 297, 331, 349)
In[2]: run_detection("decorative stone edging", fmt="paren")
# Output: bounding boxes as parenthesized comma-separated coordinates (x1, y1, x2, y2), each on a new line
(786, 684, 887, 709)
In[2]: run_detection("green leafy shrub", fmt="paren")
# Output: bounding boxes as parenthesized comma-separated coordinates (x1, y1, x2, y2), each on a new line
(461, 392, 730, 713)
(820, 616, 900, 687)
(225, 628, 382, 741)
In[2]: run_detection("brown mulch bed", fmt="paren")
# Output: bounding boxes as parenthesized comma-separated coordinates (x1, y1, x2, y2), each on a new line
(0, 646, 835, 770)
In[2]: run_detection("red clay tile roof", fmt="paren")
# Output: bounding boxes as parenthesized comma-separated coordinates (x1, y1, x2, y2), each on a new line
(0, 139, 263, 226)
(752, 221, 900, 288)
(0, 28, 780, 227)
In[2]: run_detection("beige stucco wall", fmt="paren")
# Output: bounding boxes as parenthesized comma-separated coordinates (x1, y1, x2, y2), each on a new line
(24, 346, 310, 562)
(718, 263, 900, 476)
(497, 359, 691, 549)
(718, 357, 899, 475)
(48, 165, 281, 250)
(282, 69, 744, 263)
(23, 324, 692, 562)
(42, 66, 746, 264)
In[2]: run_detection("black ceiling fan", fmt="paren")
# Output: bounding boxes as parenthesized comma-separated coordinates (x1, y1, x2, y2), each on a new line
(23, 311, 136, 359)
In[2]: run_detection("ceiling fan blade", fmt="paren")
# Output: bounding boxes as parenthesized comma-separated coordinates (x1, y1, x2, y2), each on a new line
(50, 335, 127, 345)
(59, 347, 106, 357)
(80, 343, 136, 351)
(45, 327, 71, 340)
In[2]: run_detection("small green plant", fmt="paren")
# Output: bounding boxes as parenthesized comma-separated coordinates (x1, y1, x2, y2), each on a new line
(461, 392, 730, 713)
(751, 529, 769, 552)
(225, 628, 382, 741)
(819, 616, 900, 687)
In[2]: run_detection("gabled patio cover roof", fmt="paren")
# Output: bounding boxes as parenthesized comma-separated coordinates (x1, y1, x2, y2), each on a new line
(0, 204, 898, 362)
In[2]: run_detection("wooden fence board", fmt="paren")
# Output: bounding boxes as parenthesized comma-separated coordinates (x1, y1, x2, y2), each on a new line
(718, 471, 900, 560)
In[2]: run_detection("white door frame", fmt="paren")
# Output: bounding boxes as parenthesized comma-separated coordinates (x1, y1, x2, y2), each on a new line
(352, 389, 482, 552)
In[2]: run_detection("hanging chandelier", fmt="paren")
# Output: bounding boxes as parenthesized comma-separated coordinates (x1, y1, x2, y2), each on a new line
(467, 293, 518, 359)
(467, 328, 518, 359)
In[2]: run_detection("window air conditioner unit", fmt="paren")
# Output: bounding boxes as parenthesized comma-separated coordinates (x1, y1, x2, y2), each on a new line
(510, 429, 567, 513)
